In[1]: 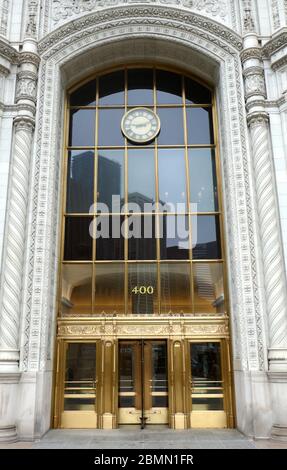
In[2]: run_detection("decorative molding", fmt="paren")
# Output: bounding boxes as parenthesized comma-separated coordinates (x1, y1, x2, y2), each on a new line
(0, 63, 9, 76)
(240, 47, 262, 63)
(25, 1, 39, 38)
(0, 38, 19, 64)
(263, 28, 287, 57)
(52, 0, 229, 26)
(271, 54, 287, 71)
(19, 51, 40, 67)
(39, 5, 242, 56)
(242, 0, 255, 33)
(244, 73, 266, 98)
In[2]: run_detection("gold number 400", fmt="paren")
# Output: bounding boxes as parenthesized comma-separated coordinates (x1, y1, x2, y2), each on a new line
(131, 286, 154, 295)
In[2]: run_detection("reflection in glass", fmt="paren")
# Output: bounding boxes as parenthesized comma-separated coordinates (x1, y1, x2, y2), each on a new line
(99, 70, 124, 105)
(190, 342, 223, 410)
(188, 149, 218, 212)
(128, 149, 156, 207)
(128, 215, 156, 260)
(128, 68, 153, 105)
(96, 215, 124, 260)
(156, 70, 182, 104)
(64, 217, 93, 260)
(128, 264, 158, 314)
(61, 264, 92, 315)
(97, 150, 124, 212)
(157, 108, 184, 145)
(160, 215, 190, 260)
(186, 107, 214, 145)
(67, 151, 94, 213)
(69, 109, 96, 147)
(158, 149, 186, 209)
(64, 343, 96, 411)
(193, 263, 225, 313)
(70, 80, 96, 106)
(119, 343, 135, 408)
(185, 77, 212, 105)
(94, 263, 125, 314)
(98, 109, 124, 146)
(160, 263, 192, 314)
(192, 215, 221, 259)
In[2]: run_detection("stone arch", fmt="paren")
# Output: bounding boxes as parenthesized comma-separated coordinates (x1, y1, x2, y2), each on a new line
(17, 6, 267, 437)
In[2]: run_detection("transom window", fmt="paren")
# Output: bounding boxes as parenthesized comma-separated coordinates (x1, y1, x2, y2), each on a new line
(61, 67, 225, 316)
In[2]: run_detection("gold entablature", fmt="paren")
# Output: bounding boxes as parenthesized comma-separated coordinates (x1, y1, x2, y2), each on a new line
(57, 317, 229, 338)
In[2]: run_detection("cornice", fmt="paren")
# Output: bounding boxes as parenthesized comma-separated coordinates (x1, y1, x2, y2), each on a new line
(271, 55, 287, 71)
(263, 27, 287, 57)
(38, 5, 243, 56)
(0, 64, 10, 76)
(0, 38, 19, 64)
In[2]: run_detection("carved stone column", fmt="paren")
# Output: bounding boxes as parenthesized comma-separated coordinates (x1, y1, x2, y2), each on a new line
(0, 38, 39, 441)
(242, 23, 287, 438)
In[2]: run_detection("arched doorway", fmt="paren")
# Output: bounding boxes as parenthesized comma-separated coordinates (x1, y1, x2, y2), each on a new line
(53, 66, 234, 430)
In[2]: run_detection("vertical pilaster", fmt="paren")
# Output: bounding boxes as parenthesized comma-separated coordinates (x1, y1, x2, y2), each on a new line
(0, 36, 39, 440)
(99, 339, 117, 429)
(242, 3, 287, 438)
(170, 340, 187, 429)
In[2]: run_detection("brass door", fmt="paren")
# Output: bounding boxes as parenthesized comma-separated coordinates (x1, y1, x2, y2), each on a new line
(59, 342, 98, 428)
(189, 340, 230, 428)
(118, 340, 168, 426)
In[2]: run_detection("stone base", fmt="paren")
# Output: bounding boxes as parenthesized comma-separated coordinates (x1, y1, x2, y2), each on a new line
(173, 413, 186, 430)
(0, 425, 18, 443)
(271, 425, 287, 441)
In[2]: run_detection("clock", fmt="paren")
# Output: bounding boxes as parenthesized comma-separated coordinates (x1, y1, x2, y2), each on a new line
(121, 107, 160, 144)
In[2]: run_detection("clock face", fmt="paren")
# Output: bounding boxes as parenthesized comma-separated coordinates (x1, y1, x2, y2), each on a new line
(121, 108, 160, 144)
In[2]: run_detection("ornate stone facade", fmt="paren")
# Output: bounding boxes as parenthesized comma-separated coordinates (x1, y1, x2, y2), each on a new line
(0, 0, 287, 442)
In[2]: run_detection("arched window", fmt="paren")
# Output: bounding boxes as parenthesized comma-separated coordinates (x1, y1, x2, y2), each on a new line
(61, 67, 225, 316)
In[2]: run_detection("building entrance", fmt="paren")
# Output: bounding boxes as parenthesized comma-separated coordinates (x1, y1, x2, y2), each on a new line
(118, 340, 168, 427)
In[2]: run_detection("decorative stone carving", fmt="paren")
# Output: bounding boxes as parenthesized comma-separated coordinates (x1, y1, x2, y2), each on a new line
(26, 1, 38, 38)
(242, 0, 255, 32)
(0, 116, 34, 362)
(52, 0, 228, 26)
(0, 0, 9, 37)
(271, 0, 280, 30)
(16, 72, 37, 103)
(244, 73, 266, 98)
(248, 111, 287, 351)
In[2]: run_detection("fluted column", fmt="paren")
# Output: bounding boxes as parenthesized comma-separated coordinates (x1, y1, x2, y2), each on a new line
(0, 39, 39, 372)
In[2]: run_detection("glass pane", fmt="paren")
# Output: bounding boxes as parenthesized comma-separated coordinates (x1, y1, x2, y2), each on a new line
(66, 151, 94, 213)
(193, 263, 225, 313)
(160, 263, 192, 314)
(151, 342, 168, 393)
(156, 70, 182, 104)
(160, 215, 190, 260)
(119, 343, 135, 392)
(98, 109, 124, 146)
(157, 108, 184, 145)
(186, 107, 214, 145)
(158, 149, 187, 210)
(97, 150, 124, 212)
(61, 264, 92, 315)
(128, 215, 156, 260)
(99, 70, 124, 105)
(190, 342, 223, 410)
(94, 263, 125, 314)
(128, 68, 153, 105)
(64, 217, 93, 260)
(185, 77, 212, 105)
(70, 80, 96, 106)
(64, 343, 96, 411)
(96, 215, 124, 260)
(188, 149, 218, 212)
(69, 109, 95, 147)
(128, 149, 156, 207)
(128, 264, 158, 314)
(192, 215, 221, 259)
